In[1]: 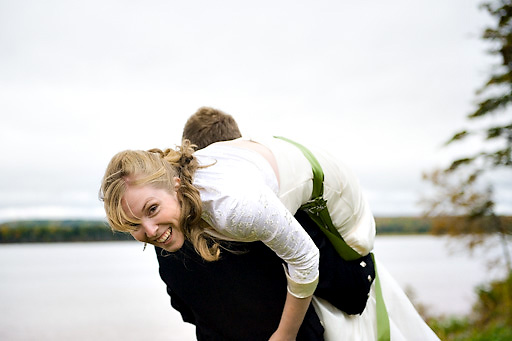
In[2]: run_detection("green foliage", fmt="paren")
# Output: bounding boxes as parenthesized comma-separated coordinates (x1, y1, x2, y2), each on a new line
(448, 0, 512, 159)
(375, 217, 432, 234)
(422, 0, 512, 273)
(427, 317, 471, 341)
(472, 271, 512, 328)
(0, 220, 133, 243)
(446, 0, 512, 169)
(427, 272, 512, 341)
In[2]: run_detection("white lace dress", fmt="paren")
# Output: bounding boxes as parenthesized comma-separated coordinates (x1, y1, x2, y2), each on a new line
(194, 142, 439, 340)
(195, 144, 320, 297)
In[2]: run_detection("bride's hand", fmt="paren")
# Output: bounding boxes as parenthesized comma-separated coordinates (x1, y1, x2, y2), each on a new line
(269, 328, 296, 341)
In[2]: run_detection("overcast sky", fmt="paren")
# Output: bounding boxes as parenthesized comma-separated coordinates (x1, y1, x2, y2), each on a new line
(1, 0, 510, 222)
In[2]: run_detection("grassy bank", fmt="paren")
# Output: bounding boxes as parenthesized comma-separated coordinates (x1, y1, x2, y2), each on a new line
(426, 272, 512, 340)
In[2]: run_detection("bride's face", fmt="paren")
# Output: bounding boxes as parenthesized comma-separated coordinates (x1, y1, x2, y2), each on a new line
(121, 180, 185, 252)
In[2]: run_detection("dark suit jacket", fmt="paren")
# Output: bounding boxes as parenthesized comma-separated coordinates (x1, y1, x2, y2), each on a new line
(156, 239, 323, 341)
(156, 211, 374, 340)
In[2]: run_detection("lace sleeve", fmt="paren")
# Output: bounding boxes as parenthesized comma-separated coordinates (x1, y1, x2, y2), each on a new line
(202, 184, 320, 298)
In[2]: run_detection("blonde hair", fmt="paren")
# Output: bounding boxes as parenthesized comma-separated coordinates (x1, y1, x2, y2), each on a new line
(99, 140, 220, 261)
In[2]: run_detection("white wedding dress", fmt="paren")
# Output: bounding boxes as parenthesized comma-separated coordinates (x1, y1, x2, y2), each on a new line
(194, 141, 440, 340)
(312, 258, 439, 340)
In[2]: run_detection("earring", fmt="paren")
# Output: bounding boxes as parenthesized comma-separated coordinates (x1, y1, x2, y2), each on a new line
(143, 242, 147, 251)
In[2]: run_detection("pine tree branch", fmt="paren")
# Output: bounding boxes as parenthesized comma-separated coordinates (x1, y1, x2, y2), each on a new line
(469, 93, 512, 118)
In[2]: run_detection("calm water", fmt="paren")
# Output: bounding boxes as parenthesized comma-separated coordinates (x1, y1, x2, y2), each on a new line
(0, 236, 508, 340)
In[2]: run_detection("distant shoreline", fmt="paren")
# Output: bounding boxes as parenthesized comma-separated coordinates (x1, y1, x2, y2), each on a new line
(0, 217, 434, 243)
(2, 216, 510, 243)
(0, 220, 132, 243)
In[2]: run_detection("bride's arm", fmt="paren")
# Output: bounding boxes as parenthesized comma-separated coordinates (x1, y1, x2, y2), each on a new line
(270, 292, 313, 341)
(202, 178, 320, 338)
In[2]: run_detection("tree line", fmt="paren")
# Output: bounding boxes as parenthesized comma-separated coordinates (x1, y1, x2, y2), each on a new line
(0, 220, 132, 243)
(1, 216, 510, 243)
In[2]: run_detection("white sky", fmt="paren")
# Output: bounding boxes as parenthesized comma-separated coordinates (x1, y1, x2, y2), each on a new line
(1, 0, 510, 222)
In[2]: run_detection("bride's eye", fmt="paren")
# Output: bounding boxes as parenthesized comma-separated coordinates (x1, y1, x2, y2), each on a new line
(148, 204, 158, 215)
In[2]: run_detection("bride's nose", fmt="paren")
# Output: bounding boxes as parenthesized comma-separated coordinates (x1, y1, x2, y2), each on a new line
(141, 220, 158, 238)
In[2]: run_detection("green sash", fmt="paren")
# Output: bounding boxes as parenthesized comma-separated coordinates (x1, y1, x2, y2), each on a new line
(275, 136, 390, 341)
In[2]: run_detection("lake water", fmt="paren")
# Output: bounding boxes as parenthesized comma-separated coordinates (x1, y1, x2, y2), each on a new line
(0, 235, 509, 341)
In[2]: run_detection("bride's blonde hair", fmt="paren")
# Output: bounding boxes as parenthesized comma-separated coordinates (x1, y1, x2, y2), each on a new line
(99, 140, 220, 261)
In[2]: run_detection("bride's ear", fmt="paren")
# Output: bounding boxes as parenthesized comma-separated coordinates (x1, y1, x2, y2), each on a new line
(173, 177, 181, 191)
